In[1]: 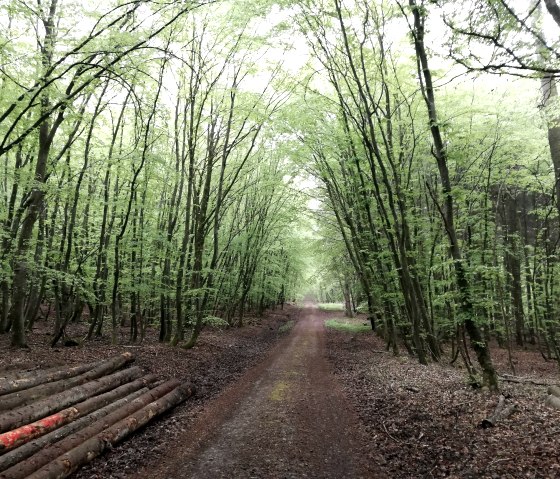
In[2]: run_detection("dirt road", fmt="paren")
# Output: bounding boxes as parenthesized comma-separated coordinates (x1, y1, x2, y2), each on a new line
(140, 306, 370, 478)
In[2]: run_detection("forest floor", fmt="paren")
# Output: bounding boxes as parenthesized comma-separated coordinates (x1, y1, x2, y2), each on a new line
(1, 305, 560, 478)
(0, 306, 296, 478)
(134, 303, 370, 479)
(324, 318, 560, 478)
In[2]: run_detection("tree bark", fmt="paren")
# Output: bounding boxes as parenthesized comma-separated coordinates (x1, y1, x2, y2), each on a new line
(0, 366, 143, 433)
(541, 75, 560, 215)
(407, 0, 498, 390)
(8, 0, 62, 348)
(0, 359, 108, 395)
(0, 387, 149, 473)
(0, 374, 155, 453)
(480, 395, 517, 428)
(545, 394, 560, 410)
(548, 385, 560, 398)
(24, 383, 193, 479)
(2, 381, 187, 479)
(0, 353, 133, 410)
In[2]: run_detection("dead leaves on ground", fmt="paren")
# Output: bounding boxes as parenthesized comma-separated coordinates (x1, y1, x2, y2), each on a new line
(326, 331, 560, 478)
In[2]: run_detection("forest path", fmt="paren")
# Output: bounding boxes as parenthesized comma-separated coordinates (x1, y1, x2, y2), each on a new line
(139, 305, 369, 478)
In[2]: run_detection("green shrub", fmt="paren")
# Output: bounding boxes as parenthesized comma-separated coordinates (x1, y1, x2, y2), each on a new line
(324, 318, 370, 333)
(317, 303, 344, 311)
(279, 320, 295, 332)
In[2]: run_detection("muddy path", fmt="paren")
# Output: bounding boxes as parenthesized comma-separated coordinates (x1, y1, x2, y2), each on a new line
(137, 305, 371, 479)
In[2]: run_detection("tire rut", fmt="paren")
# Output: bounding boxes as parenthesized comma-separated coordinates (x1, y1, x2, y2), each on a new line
(139, 306, 371, 478)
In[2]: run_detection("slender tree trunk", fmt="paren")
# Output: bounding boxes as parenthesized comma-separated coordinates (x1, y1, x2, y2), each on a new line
(541, 73, 560, 216)
(9, 1, 63, 347)
(407, 0, 498, 390)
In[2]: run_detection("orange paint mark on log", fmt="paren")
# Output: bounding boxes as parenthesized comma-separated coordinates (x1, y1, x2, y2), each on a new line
(0, 413, 67, 450)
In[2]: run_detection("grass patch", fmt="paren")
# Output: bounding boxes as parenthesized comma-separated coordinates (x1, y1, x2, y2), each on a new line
(279, 320, 295, 333)
(325, 318, 371, 333)
(317, 303, 344, 311)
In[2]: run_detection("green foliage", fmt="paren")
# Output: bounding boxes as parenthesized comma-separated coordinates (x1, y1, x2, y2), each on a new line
(203, 315, 229, 328)
(324, 318, 371, 333)
(279, 320, 294, 332)
(1, 0, 560, 364)
(317, 303, 344, 311)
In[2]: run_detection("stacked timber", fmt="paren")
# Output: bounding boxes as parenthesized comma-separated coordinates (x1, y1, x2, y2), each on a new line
(0, 353, 194, 479)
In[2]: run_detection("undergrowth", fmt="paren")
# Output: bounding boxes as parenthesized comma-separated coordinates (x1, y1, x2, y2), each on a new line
(279, 320, 295, 332)
(317, 303, 344, 311)
(325, 318, 370, 333)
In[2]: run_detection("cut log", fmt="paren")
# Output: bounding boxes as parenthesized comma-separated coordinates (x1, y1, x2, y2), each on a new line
(0, 363, 91, 381)
(498, 375, 554, 387)
(0, 356, 133, 397)
(0, 360, 105, 397)
(0, 380, 184, 479)
(0, 374, 156, 453)
(0, 353, 135, 411)
(404, 386, 420, 393)
(548, 385, 560, 398)
(25, 383, 194, 479)
(545, 394, 560, 410)
(0, 387, 149, 473)
(480, 395, 517, 428)
(0, 366, 143, 434)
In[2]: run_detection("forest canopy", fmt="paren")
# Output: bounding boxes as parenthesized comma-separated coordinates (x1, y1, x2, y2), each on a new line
(1, 0, 560, 390)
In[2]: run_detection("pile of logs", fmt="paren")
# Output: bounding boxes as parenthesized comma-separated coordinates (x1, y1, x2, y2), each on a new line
(0, 353, 193, 478)
(500, 374, 560, 411)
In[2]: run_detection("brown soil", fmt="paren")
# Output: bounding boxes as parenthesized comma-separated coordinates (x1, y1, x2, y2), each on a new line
(325, 319, 560, 478)
(135, 304, 371, 479)
(0, 307, 295, 479)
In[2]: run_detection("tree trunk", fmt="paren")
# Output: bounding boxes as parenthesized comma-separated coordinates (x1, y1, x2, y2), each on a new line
(541, 76, 560, 215)
(9, 1, 62, 349)
(0, 353, 134, 410)
(0, 359, 107, 396)
(25, 384, 193, 479)
(0, 366, 143, 433)
(1, 380, 185, 479)
(0, 374, 155, 453)
(502, 193, 525, 347)
(407, 0, 498, 390)
(545, 394, 560, 410)
(0, 388, 149, 473)
(480, 395, 517, 428)
(342, 276, 354, 319)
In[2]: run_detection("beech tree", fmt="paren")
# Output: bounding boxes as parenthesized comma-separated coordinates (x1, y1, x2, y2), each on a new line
(0, 0, 215, 347)
(277, 0, 559, 386)
(0, 1, 304, 349)
(400, 0, 498, 389)
(2, 0, 560, 392)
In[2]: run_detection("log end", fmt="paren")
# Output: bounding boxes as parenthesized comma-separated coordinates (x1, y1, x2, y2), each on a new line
(121, 352, 135, 363)
(547, 385, 560, 399)
(480, 419, 494, 429)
